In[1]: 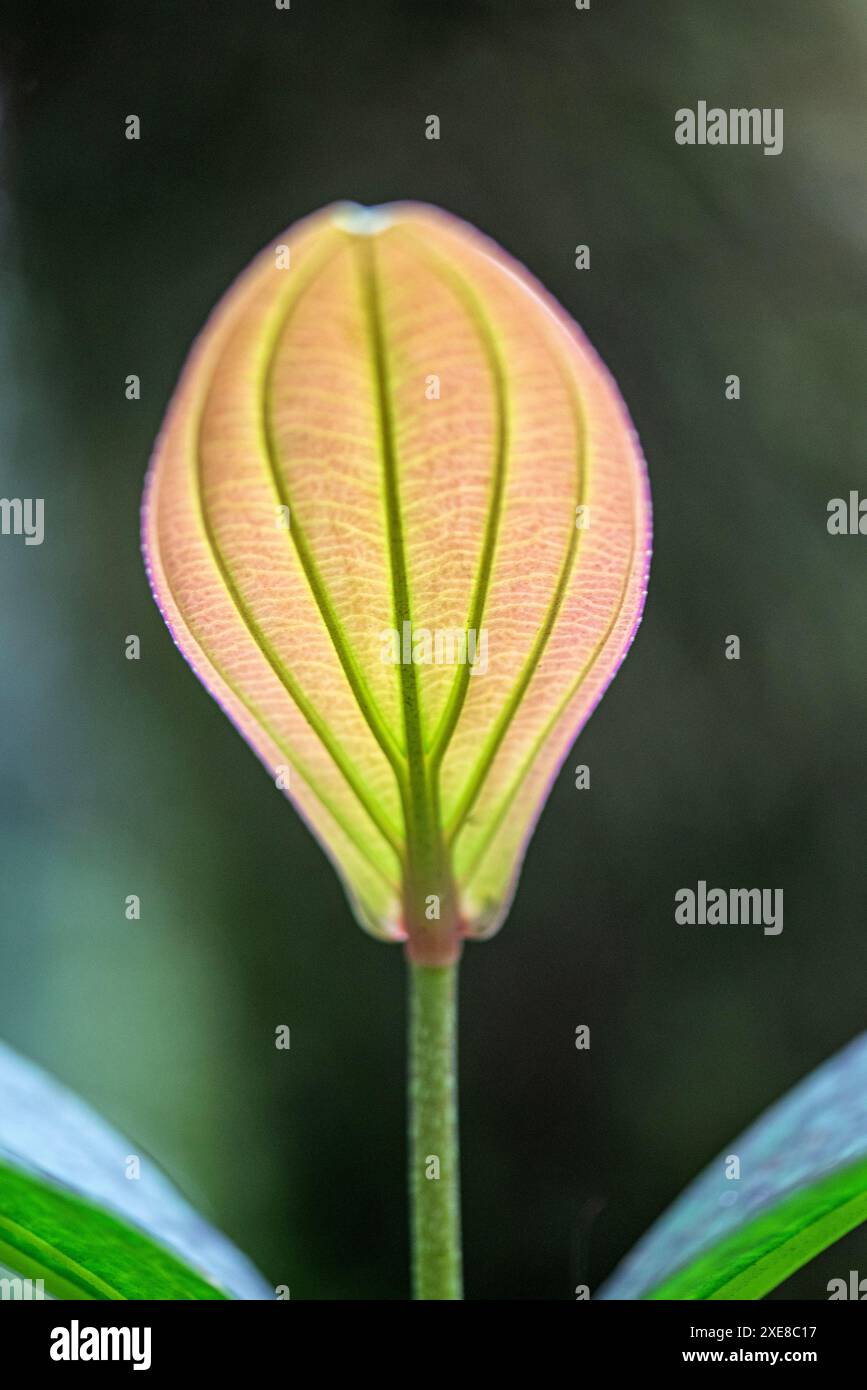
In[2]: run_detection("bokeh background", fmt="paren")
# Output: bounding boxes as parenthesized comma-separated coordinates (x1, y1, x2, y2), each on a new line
(0, 0, 865, 1299)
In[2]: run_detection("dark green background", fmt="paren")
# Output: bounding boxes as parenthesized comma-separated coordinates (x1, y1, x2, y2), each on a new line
(0, 0, 864, 1299)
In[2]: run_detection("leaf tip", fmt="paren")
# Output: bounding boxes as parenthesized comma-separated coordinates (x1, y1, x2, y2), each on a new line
(330, 202, 396, 237)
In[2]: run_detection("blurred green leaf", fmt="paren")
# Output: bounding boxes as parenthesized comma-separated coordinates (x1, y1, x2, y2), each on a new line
(0, 1040, 271, 1299)
(0, 1163, 228, 1299)
(599, 1032, 867, 1300)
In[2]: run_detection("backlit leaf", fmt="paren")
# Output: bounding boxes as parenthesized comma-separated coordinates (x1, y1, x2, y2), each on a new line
(0, 1040, 271, 1299)
(143, 202, 651, 962)
(597, 1031, 867, 1300)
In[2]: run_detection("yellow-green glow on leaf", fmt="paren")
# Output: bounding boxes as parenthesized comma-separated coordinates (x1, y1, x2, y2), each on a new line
(143, 202, 651, 962)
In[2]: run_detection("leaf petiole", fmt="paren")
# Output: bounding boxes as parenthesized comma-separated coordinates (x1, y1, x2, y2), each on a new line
(407, 962, 463, 1300)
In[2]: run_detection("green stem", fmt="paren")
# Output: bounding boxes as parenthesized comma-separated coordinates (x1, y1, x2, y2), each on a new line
(408, 961, 463, 1299)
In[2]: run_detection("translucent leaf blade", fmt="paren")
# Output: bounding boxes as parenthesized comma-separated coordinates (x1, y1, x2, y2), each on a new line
(144, 202, 651, 957)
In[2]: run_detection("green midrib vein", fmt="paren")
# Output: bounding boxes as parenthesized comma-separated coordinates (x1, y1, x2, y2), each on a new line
(355, 235, 443, 895)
